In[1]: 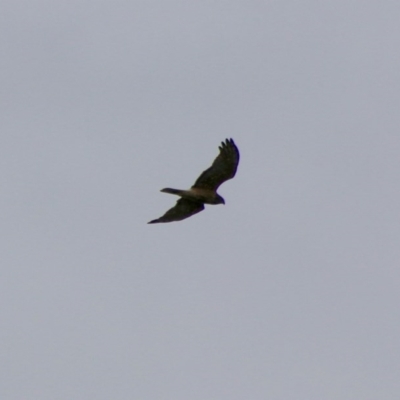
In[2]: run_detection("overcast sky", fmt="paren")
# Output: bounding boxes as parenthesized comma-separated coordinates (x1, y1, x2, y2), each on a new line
(1, 1, 400, 399)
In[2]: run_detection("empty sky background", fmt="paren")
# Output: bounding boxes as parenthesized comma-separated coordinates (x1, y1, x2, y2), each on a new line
(1, 1, 400, 399)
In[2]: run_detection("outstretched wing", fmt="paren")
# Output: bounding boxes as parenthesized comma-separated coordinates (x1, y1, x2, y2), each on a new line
(148, 198, 204, 224)
(192, 138, 239, 191)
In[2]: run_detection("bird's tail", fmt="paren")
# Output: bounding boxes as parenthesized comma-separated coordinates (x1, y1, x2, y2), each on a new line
(160, 188, 184, 196)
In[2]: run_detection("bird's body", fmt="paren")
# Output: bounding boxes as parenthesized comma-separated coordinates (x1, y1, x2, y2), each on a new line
(148, 138, 239, 224)
(161, 187, 223, 204)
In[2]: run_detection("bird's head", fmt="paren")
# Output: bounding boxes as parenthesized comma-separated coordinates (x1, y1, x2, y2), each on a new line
(216, 194, 225, 205)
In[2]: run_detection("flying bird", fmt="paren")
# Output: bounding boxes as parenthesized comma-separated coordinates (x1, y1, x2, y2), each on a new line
(148, 138, 240, 224)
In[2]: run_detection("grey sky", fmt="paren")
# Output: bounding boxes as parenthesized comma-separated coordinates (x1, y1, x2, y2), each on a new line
(1, 1, 400, 399)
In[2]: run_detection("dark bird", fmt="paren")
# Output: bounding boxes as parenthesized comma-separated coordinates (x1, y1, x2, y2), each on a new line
(148, 138, 240, 224)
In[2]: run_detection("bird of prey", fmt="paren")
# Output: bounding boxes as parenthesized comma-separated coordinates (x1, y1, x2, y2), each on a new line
(148, 138, 240, 224)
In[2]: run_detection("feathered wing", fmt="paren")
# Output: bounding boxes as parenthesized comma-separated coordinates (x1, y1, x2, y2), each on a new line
(192, 138, 240, 191)
(148, 198, 204, 224)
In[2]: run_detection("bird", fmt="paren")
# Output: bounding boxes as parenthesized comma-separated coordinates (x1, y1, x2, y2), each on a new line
(148, 138, 240, 224)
